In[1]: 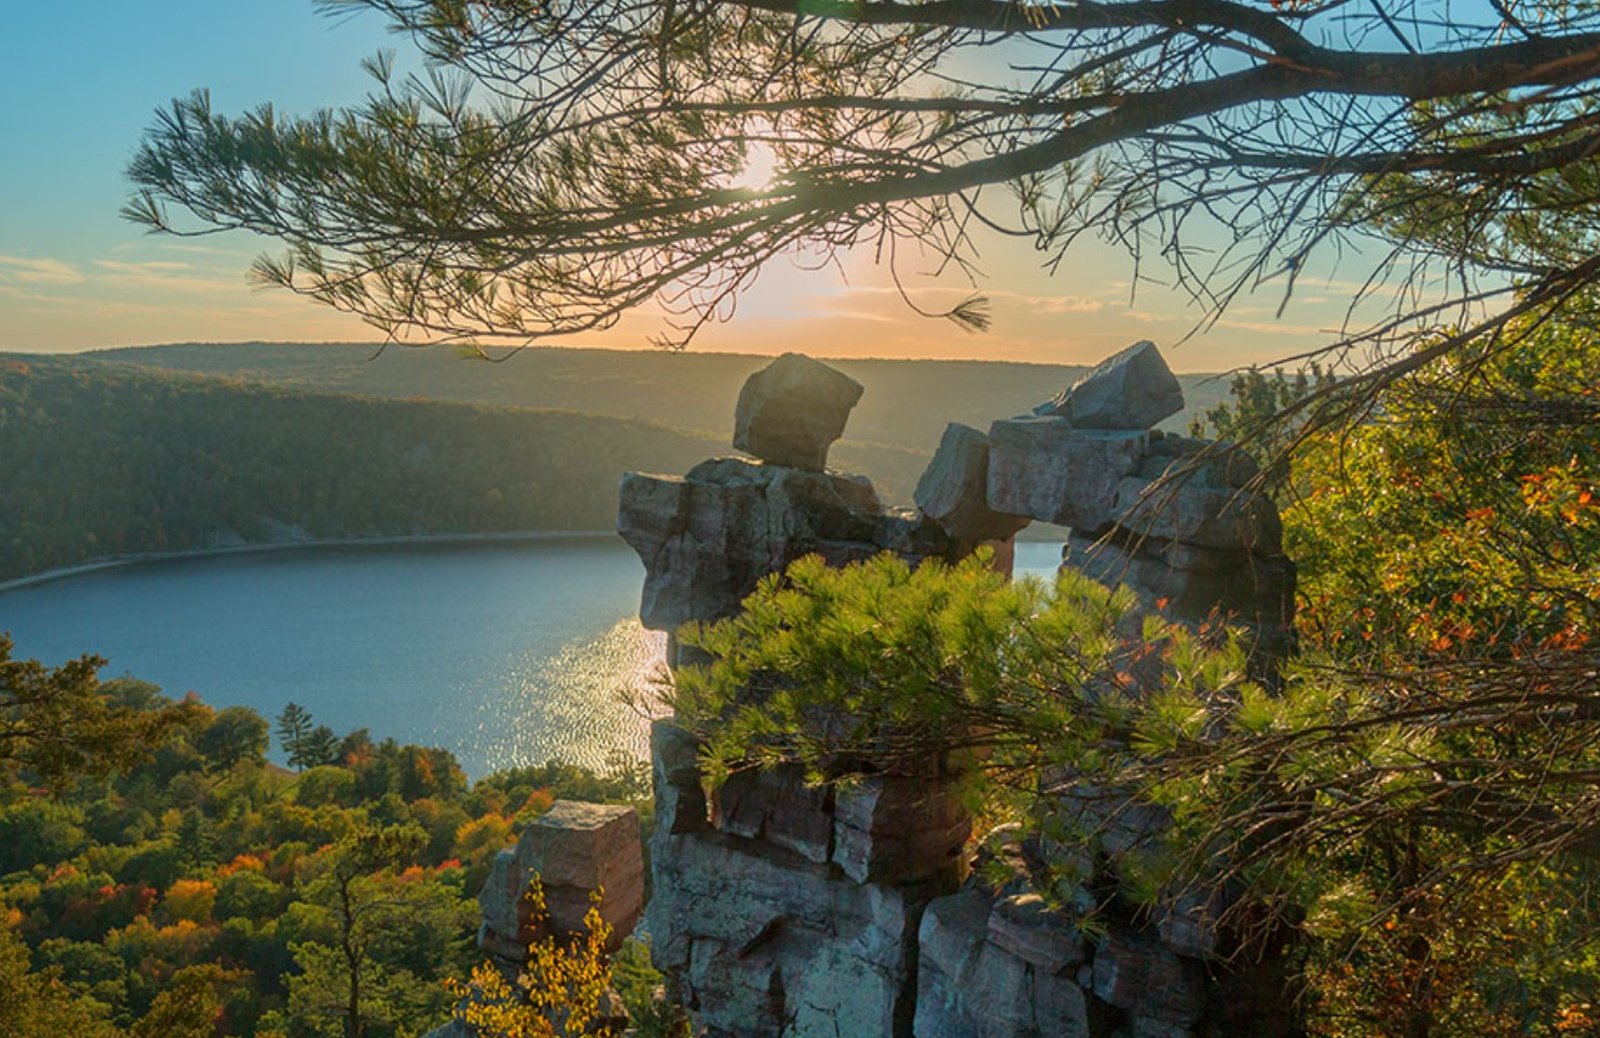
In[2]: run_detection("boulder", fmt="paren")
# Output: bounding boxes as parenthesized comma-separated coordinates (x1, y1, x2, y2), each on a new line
(648, 825, 946, 1038)
(617, 458, 888, 632)
(1112, 476, 1283, 552)
(915, 890, 1093, 1038)
(986, 418, 1148, 531)
(1139, 432, 1260, 489)
(733, 353, 864, 470)
(478, 801, 645, 955)
(915, 424, 1031, 543)
(1063, 533, 1295, 626)
(985, 894, 1085, 973)
(1034, 341, 1184, 430)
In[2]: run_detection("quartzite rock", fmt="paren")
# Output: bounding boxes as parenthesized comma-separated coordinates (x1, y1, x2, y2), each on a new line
(916, 890, 1092, 1038)
(1139, 432, 1260, 489)
(713, 763, 835, 864)
(833, 775, 971, 885)
(653, 720, 709, 835)
(649, 826, 945, 1038)
(1063, 533, 1295, 627)
(986, 418, 1147, 531)
(1092, 932, 1206, 1025)
(985, 893, 1086, 973)
(618, 458, 888, 632)
(1112, 476, 1283, 552)
(1034, 340, 1184, 430)
(915, 424, 1031, 543)
(733, 353, 865, 470)
(478, 801, 644, 955)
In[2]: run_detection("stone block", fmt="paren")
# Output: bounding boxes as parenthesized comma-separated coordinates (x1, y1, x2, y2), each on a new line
(652, 720, 709, 835)
(1092, 931, 1205, 1024)
(733, 353, 864, 470)
(1033, 341, 1184, 430)
(478, 801, 645, 954)
(1064, 534, 1295, 625)
(712, 763, 834, 864)
(916, 423, 1031, 543)
(1140, 433, 1259, 489)
(648, 826, 949, 1038)
(1112, 476, 1282, 552)
(618, 458, 889, 632)
(985, 894, 1086, 973)
(987, 419, 1147, 530)
(833, 776, 971, 885)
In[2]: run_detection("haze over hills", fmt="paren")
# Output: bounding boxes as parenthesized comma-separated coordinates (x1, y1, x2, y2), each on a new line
(86, 342, 1235, 451)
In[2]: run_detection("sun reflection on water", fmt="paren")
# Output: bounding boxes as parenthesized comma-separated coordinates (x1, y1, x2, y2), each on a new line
(470, 619, 670, 775)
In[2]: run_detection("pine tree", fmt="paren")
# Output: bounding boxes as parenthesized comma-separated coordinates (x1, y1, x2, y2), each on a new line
(277, 701, 314, 771)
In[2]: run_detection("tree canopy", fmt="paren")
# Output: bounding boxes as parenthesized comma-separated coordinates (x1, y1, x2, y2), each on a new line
(123, 0, 1600, 383)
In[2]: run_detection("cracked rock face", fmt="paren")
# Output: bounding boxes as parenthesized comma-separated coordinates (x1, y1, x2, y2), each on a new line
(1034, 340, 1185, 430)
(733, 352, 865, 470)
(915, 423, 1031, 544)
(619, 455, 959, 635)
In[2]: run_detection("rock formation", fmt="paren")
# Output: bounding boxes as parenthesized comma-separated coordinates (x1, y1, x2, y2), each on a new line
(733, 352, 865, 470)
(476, 801, 646, 963)
(616, 346, 1300, 1037)
(1033, 339, 1185, 430)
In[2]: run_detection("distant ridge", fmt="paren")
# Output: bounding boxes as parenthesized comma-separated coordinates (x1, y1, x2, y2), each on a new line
(86, 342, 1234, 452)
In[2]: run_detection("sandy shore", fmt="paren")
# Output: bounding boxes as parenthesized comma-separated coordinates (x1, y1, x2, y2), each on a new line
(0, 530, 618, 593)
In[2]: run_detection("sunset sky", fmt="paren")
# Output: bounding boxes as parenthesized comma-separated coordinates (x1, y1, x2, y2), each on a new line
(1, 2, 1362, 371)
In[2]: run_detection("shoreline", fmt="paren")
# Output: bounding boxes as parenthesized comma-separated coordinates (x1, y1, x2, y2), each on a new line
(0, 529, 618, 593)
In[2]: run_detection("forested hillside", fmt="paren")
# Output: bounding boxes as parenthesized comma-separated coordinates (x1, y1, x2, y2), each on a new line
(90, 343, 1230, 449)
(0, 644, 660, 1038)
(0, 356, 731, 582)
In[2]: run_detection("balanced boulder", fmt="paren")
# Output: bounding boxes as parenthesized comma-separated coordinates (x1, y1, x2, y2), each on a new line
(1035, 340, 1184, 430)
(733, 353, 864, 470)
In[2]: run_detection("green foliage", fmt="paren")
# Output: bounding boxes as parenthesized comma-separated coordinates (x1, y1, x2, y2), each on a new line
(673, 551, 1256, 903)
(1189, 363, 1338, 494)
(676, 534, 1600, 1034)
(195, 706, 270, 772)
(0, 925, 120, 1038)
(1289, 310, 1600, 659)
(0, 649, 650, 1038)
(0, 633, 198, 788)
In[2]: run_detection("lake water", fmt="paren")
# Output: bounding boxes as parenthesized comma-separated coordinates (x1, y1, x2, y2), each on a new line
(0, 537, 1064, 778)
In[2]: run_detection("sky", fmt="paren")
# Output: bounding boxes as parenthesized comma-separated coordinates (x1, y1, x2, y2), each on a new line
(0, 1, 1350, 371)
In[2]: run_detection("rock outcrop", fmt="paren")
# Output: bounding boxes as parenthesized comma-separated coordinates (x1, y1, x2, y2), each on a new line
(651, 719, 969, 1038)
(915, 423, 1031, 544)
(477, 801, 645, 962)
(619, 344, 1301, 1037)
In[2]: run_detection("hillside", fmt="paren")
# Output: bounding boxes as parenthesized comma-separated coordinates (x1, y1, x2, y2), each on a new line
(89, 342, 1235, 451)
(0, 356, 733, 582)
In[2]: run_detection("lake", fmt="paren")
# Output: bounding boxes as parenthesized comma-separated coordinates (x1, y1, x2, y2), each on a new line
(0, 537, 1064, 778)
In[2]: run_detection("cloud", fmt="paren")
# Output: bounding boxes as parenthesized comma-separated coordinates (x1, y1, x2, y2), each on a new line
(0, 255, 84, 285)
(90, 258, 246, 294)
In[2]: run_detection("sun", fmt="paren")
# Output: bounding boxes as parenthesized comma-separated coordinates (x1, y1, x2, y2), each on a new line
(731, 141, 779, 192)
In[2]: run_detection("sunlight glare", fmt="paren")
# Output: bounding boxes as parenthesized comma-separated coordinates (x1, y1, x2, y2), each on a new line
(732, 141, 779, 192)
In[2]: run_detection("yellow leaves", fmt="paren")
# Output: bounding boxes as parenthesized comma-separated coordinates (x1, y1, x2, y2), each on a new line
(449, 877, 617, 1038)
